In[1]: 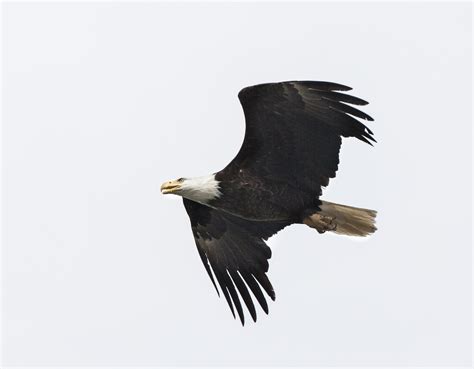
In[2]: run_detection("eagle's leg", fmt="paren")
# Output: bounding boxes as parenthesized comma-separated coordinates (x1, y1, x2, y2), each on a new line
(303, 213, 337, 234)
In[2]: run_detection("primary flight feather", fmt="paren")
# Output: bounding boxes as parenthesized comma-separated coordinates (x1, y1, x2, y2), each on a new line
(161, 81, 377, 325)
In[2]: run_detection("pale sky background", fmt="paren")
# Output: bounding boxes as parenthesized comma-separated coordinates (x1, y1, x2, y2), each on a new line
(2, 1, 472, 367)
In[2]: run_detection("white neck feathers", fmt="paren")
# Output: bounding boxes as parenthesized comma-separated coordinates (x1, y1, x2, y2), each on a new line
(180, 174, 221, 204)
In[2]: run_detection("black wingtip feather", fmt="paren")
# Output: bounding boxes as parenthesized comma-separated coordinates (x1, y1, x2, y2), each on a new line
(229, 270, 257, 322)
(366, 133, 377, 143)
(211, 266, 236, 318)
(254, 273, 275, 301)
(358, 135, 374, 146)
(299, 81, 352, 91)
(218, 270, 245, 325)
(360, 128, 376, 143)
(328, 102, 374, 122)
(320, 92, 369, 106)
(241, 271, 269, 314)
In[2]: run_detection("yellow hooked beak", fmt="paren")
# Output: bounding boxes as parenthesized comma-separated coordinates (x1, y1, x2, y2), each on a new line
(160, 179, 182, 194)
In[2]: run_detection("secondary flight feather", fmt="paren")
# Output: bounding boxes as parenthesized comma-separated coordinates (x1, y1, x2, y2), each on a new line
(161, 81, 377, 325)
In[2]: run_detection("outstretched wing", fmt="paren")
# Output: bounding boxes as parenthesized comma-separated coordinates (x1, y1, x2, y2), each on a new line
(183, 198, 290, 325)
(221, 81, 375, 214)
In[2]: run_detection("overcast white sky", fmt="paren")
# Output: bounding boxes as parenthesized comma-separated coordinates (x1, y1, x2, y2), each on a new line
(2, 1, 472, 367)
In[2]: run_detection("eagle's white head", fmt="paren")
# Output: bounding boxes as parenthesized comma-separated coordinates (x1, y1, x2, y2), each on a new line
(161, 174, 221, 204)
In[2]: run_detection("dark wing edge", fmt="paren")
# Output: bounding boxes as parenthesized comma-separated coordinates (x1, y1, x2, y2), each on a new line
(239, 80, 376, 146)
(183, 198, 290, 325)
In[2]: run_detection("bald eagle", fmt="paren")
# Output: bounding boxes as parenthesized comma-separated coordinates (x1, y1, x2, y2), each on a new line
(161, 81, 376, 325)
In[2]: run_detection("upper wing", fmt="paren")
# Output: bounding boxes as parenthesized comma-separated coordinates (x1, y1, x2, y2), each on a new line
(223, 81, 375, 210)
(183, 198, 290, 325)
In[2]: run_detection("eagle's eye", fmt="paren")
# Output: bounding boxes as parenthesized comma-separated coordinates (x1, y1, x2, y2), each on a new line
(177, 177, 184, 182)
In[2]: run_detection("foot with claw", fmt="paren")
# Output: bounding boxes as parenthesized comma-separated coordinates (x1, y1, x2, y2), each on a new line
(303, 213, 337, 234)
